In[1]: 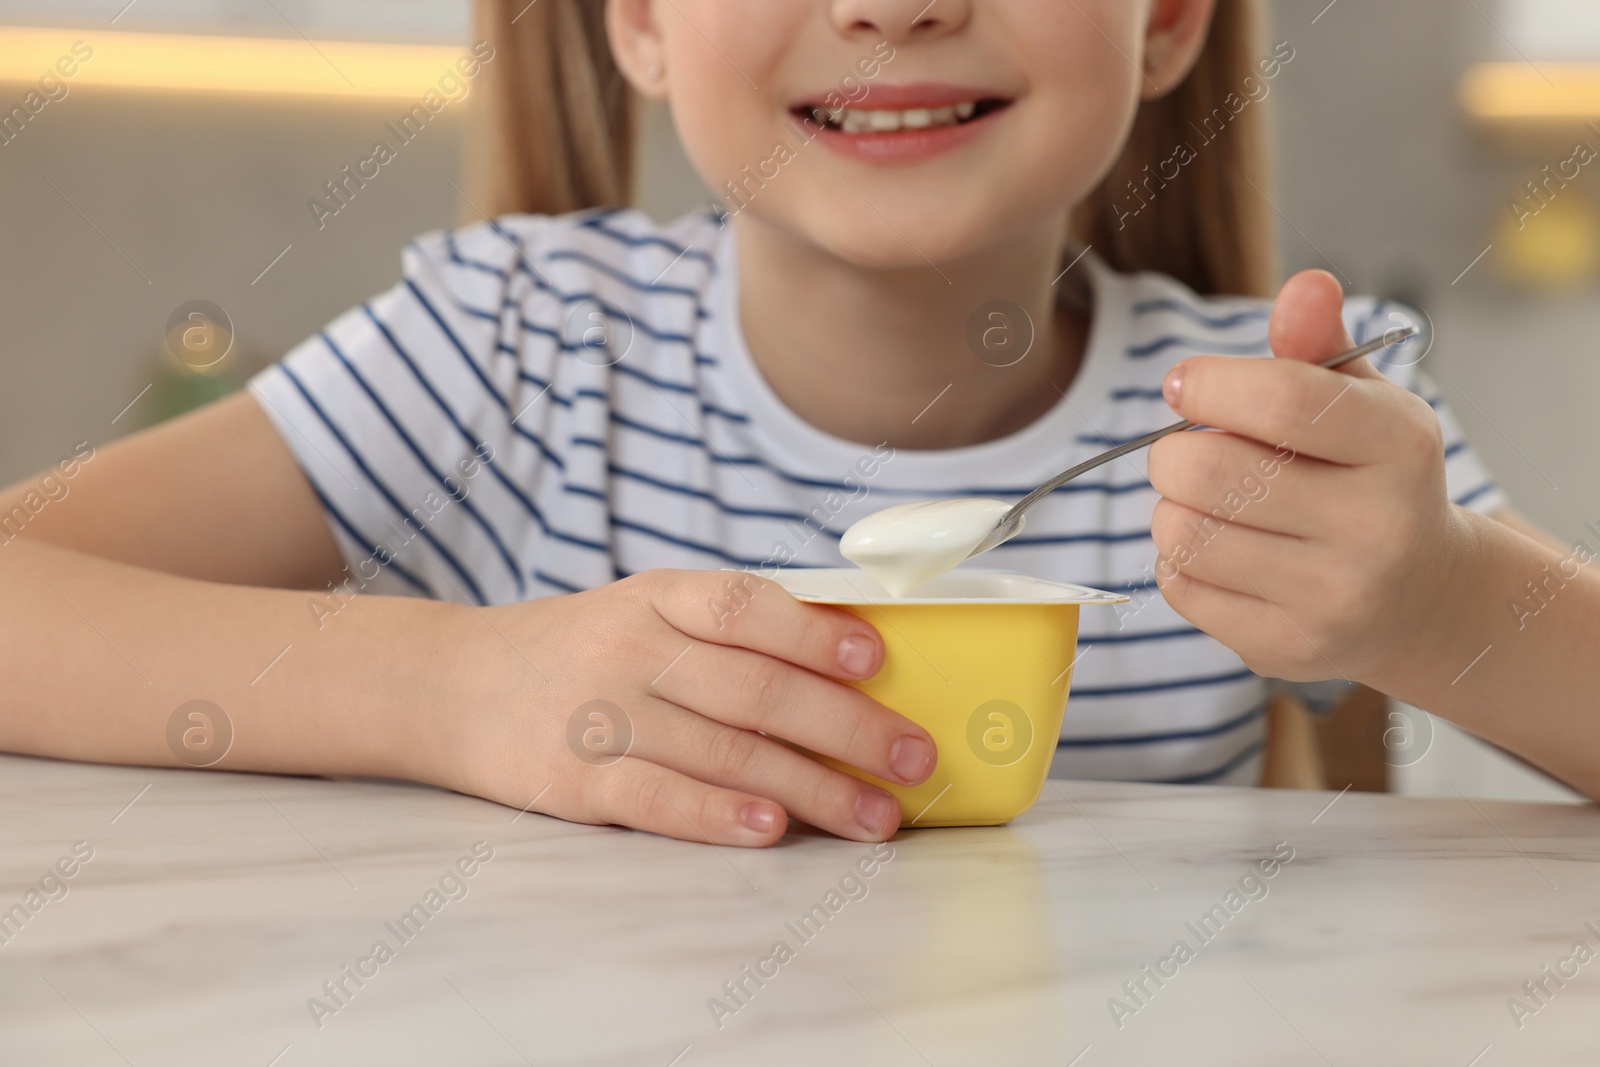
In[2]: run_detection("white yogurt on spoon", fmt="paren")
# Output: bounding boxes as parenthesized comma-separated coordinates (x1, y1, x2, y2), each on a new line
(840, 498, 1014, 597)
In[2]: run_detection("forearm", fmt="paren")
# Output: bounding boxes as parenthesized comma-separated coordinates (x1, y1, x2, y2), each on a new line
(0, 538, 455, 782)
(1367, 508, 1600, 797)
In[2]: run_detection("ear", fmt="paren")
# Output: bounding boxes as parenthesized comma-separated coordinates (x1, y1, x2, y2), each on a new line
(606, 0, 669, 100)
(1141, 0, 1219, 99)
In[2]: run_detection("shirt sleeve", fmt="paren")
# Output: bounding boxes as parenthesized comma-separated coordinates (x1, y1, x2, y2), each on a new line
(1281, 298, 1510, 712)
(248, 219, 561, 606)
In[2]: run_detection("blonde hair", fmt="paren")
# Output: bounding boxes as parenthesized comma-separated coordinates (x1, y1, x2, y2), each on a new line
(470, 0, 1274, 297)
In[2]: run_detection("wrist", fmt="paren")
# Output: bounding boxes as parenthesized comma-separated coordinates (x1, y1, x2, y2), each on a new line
(1362, 506, 1507, 700)
(351, 596, 480, 786)
(398, 595, 554, 796)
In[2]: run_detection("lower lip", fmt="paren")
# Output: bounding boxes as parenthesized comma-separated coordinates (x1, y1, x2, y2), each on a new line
(805, 106, 1008, 165)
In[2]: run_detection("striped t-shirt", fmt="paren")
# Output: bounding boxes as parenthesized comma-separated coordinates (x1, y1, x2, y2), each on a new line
(249, 208, 1505, 787)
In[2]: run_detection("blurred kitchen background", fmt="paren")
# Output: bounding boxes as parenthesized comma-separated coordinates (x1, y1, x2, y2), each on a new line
(1, 0, 1594, 802)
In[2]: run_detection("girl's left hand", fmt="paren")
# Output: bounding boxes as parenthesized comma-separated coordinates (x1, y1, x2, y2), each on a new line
(1146, 269, 1477, 684)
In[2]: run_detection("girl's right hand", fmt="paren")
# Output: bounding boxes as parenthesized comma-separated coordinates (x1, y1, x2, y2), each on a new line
(429, 570, 938, 847)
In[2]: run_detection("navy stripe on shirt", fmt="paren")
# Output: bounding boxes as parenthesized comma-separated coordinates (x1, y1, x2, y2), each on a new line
(372, 299, 573, 476)
(319, 331, 527, 596)
(279, 364, 489, 605)
(1160, 737, 1266, 785)
(441, 234, 729, 374)
(574, 216, 718, 270)
(543, 248, 711, 309)
(1057, 700, 1265, 749)
(484, 309, 749, 423)
(429, 277, 1184, 506)
(533, 568, 587, 594)
(302, 475, 432, 597)
(607, 463, 821, 523)
(1132, 298, 1270, 330)
(359, 304, 614, 557)
(1002, 528, 1154, 548)
(1129, 335, 1270, 359)
(1079, 625, 1203, 645)
(1072, 666, 1256, 699)
(611, 518, 776, 569)
(1098, 575, 1161, 596)
(606, 409, 1158, 500)
(487, 222, 709, 348)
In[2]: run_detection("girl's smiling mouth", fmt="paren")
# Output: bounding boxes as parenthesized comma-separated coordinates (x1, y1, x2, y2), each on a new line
(790, 82, 1015, 164)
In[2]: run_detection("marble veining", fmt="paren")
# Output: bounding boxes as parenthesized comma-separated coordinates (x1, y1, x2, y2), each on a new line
(3, 752, 1600, 1065)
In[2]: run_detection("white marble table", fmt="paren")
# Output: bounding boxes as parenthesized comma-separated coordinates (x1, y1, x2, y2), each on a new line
(3, 752, 1599, 1066)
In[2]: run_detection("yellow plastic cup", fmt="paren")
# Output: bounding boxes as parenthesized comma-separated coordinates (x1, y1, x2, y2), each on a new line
(769, 568, 1128, 827)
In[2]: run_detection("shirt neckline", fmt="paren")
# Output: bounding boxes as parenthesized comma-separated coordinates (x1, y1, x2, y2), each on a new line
(708, 225, 1132, 490)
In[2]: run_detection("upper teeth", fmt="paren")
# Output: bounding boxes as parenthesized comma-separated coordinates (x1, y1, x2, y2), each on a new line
(815, 101, 978, 134)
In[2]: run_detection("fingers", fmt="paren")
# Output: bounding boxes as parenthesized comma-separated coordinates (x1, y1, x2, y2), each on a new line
(1266, 269, 1384, 380)
(1163, 356, 1419, 467)
(1156, 564, 1342, 684)
(651, 570, 884, 680)
(1147, 429, 1345, 538)
(650, 641, 936, 789)
(625, 695, 902, 843)
(571, 754, 792, 848)
(1160, 268, 1424, 466)
(1150, 498, 1305, 601)
(600, 571, 926, 845)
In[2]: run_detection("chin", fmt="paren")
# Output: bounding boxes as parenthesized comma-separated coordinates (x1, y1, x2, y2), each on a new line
(780, 193, 1004, 273)
(819, 223, 966, 271)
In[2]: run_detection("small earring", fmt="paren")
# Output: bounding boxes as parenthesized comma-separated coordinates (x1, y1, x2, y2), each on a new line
(647, 64, 663, 81)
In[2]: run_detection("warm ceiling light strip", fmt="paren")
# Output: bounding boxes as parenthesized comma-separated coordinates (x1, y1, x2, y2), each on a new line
(1460, 62, 1600, 126)
(0, 25, 466, 100)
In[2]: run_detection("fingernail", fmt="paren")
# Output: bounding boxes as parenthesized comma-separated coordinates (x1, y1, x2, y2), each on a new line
(855, 791, 898, 837)
(740, 802, 777, 834)
(1163, 363, 1185, 411)
(838, 634, 876, 677)
(889, 736, 933, 784)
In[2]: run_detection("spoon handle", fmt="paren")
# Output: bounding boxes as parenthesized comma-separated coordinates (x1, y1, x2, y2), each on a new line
(1002, 327, 1419, 523)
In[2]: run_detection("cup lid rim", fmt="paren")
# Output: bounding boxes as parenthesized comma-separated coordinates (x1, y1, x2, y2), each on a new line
(750, 567, 1132, 605)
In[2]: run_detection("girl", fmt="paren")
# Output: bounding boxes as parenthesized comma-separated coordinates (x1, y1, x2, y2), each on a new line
(3, 0, 1595, 848)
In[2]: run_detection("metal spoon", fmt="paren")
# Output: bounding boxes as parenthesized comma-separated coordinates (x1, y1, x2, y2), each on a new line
(967, 326, 1420, 558)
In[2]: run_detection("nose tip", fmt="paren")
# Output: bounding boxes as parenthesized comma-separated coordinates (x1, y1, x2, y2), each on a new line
(831, 0, 971, 42)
